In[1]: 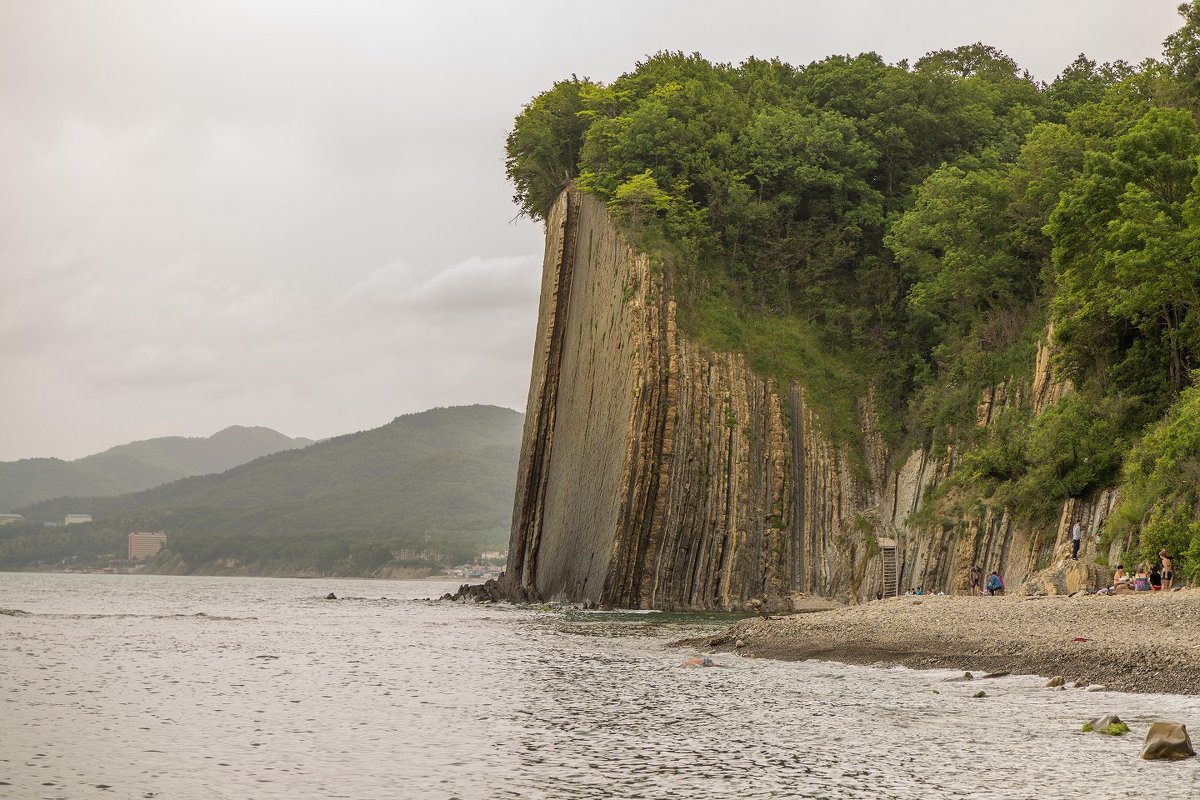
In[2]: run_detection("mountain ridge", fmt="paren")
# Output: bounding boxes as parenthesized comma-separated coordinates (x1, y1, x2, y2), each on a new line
(4, 405, 524, 575)
(0, 426, 314, 512)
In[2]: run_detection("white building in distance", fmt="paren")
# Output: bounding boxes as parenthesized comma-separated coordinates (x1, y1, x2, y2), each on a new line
(64, 514, 92, 526)
(127, 531, 167, 561)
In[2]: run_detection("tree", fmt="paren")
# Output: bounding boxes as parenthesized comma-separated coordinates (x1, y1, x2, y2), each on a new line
(505, 76, 595, 220)
(887, 161, 1026, 336)
(1046, 55, 1134, 117)
(1164, 1, 1200, 101)
(914, 43, 1022, 80)
(608, 169, 677, 228)
(731, 107, 882, 312)
(1004, 123, 1087, 262)
(1049, 107, 1200, 397)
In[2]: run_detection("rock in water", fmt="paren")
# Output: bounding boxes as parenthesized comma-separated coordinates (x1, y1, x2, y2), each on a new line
(1140, 722, 1196, 760)
(1084, 714, 1128, 735)
(325, 593, 337, 600)
(943, 672, 974, 682)
(1045, 675, 1065, 687)
(972, 690, 987, 698)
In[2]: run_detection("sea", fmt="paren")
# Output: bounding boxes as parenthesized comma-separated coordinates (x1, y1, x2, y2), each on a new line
(2, 572, 1199, 800)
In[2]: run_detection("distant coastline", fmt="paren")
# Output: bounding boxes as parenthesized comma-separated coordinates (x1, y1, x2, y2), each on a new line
(10, 565, 473, 582)
(691, 591, 1200, 695)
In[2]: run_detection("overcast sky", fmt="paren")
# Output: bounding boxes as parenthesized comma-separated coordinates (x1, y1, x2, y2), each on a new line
(0, 0, 1183, 461)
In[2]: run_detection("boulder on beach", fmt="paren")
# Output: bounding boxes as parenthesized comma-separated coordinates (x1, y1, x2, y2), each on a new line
(1140, 722, 1196, 760)
(1020, 561, 1108, 596)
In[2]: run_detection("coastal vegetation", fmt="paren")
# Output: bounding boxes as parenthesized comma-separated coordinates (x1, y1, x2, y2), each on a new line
(505, 5, 1200, 577)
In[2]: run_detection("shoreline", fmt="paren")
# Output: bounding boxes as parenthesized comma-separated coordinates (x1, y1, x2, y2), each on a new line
(688, 590, 1200, 695)
(3, 568, 468, 583)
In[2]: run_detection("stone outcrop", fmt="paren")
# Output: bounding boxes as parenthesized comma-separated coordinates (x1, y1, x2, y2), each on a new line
(495, 189, 1120, 610)
(1084, 714, 1128, 734)
(1140, 722, 1196, 760)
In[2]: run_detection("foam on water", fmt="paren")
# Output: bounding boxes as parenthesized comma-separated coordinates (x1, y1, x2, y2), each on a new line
(2, 573, 1198, 799)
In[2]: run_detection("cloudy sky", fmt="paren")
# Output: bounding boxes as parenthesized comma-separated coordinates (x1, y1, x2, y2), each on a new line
(0, 1, 1183, 460)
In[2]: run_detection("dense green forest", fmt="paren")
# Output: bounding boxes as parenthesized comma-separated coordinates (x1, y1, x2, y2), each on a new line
(2, 406, 522, 576)
(506, 6, 1200, 575)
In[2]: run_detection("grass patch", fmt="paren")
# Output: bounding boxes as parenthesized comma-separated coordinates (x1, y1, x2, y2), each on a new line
(684, 292, 871, 476)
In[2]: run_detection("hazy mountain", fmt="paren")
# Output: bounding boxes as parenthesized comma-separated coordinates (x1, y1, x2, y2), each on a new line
(9, 405, 524, 573)
(0, 426, 313, 512)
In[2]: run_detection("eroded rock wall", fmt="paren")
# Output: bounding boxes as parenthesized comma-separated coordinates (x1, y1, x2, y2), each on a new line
(502, 189, 1114, 609)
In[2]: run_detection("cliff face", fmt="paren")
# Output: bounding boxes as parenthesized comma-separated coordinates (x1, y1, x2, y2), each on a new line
(501, 190, 1112, 610)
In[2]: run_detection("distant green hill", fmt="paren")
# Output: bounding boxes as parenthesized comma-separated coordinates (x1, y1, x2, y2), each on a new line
(5, 406, 524, 576)
(0, 426, 313, 512)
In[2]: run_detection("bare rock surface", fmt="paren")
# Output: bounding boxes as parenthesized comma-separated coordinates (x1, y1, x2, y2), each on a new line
(1140, 722, 1196, 760)
(1086, 714, 1125, 732)
(693, 590, 1200, 695)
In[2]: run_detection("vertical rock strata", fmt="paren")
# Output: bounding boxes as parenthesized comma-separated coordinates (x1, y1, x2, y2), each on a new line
(501, 190, 1107, 610)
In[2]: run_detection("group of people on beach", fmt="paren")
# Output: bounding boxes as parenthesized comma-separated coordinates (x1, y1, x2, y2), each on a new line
(902, 586, 946, 596)
(893, 550, 1176, 599)
(1098, 550, 1175, 595)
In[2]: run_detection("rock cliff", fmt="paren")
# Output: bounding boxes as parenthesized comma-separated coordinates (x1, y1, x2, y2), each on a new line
(495, 190, 1114, 610)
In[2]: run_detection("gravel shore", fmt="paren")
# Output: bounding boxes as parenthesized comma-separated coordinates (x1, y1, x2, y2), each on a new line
(694, 589, 1200, 695)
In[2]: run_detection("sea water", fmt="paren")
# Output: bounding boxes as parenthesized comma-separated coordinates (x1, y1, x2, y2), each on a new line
(2, 572, 1198, 799)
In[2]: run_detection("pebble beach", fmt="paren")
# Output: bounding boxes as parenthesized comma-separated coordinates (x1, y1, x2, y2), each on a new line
(699, 589, 1200, 695)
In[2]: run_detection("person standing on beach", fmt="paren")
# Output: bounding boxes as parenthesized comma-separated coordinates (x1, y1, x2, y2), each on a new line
(1070, 521, 1081, 560)
(1160, 550, 1174, 591)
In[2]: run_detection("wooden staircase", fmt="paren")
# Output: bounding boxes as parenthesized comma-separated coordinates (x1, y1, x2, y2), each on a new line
(878, 537, 899, 598)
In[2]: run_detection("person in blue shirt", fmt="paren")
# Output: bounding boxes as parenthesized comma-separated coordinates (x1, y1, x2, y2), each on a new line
(986, 572, 1005, 596)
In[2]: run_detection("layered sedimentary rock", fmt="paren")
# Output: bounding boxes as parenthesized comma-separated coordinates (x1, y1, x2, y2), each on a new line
(496, 189, 1112, 610)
